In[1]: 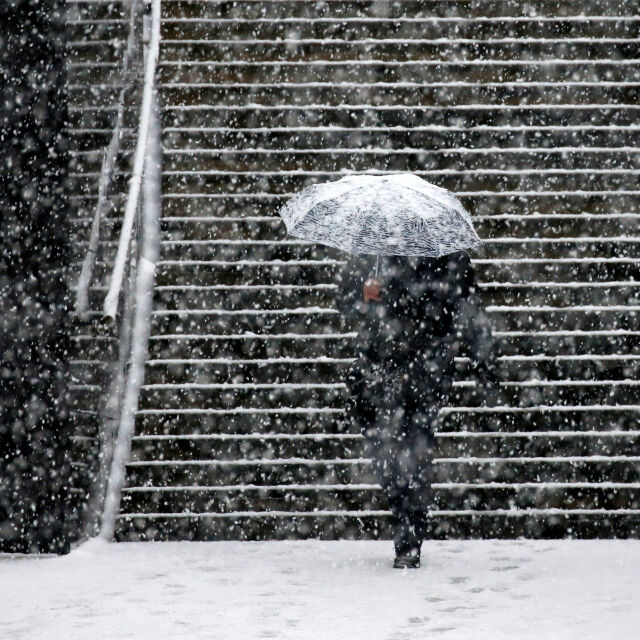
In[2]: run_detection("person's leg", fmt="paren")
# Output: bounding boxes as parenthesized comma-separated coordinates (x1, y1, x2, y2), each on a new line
(363, 377, 436, 564)
(381, 427, 434, 559)
(346, 366, 436, 565)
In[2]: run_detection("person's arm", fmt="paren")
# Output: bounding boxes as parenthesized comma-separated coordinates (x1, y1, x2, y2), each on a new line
(334, 259, 362, 333)
(334, 259, 369, 390)
(452, 255, 502, 403)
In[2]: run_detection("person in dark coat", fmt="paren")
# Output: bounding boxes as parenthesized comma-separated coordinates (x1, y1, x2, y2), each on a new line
(336, 250, 500, 568)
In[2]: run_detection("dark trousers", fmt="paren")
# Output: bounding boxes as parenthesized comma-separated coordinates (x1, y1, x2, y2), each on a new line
(346, 363, 438, 553)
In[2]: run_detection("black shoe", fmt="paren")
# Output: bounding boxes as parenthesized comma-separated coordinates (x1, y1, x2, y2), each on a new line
(393, 550, 421, 569)
(393, 542, 421, 569)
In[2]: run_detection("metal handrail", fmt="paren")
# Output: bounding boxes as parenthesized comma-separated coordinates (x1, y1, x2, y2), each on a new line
(99, 89, 161, 541)
(103, 0, 161, 322)
(75, 2, 137, 319)
(99, 0, 162, 540)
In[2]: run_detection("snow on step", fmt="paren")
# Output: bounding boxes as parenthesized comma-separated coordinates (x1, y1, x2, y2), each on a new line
(115, 0, 640, 541)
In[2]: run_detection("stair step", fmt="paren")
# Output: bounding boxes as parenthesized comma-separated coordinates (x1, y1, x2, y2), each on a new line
(161, 83, 640, 108)
(120, 481, 640, 516)
(159, 39, 640, 65)
(156, 237, 640, 259)
(115, 509, 640, 541)
(158, 217, 640, 244)
(163, 104, 640, 129)
(132, 406, 640, 438)
(137, 386, 346, 411)
(161, 18, 640, 42)
(160, 61, 640, 86)
(159, 0, 640, 20)
(160, 172, 640, 195)
(128, 432, 640, 462)
(142, 358, 351, 386)
(124, 456, 640, 488)
(160, 192, 640, 218)
(162, 148, 640, 173)
(135, 410, 353, 437)
(153, 284, 337, 310)
(149, 308, 341, 336)
(155, 260, 343, 287)
(145, 339, 640, 371)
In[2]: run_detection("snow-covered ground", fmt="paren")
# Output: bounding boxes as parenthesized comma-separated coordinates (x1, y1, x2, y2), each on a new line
(2, 539, 639, 639)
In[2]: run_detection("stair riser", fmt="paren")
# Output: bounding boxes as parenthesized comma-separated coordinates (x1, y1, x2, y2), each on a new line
(163, 149, 640, 173)
(160, 1, 640, 20)
(137, 388, 345, 411)
(164, 107, 640, 130)
(135, 412, 354, 436)
(158, 244, 336, 262)
(133, 410, 639, 437)
(156, 243, 640, 265)
(161, 21, 640, 41)
(147, 338, 352, 360)
(477, 263, 640, 283)
(160, 41, 640, 63)
(115, 512, 640, 541)
(159, 218, 640, 241)
(67, 23, 127, 40)
(69, 362, 113, 387)
(144, 360, 349, 380)
(155, 263, 342, 287)
(127, 463, 376, 487)
(125, 460, 640, 487)
(159, 287, 640, 312)
(145, 337, 640, 362)
(153, 288, 335, 310)
(160, 194, 640, 217)
(451, 385, 640, 407)
(130, 438, 364, 462)
(150, 313, 341, 335)
(121, 486, 640, 515)
(148, 309, 640, 336)
(441, 411, 639, 432)
(68, 86, 125, 108)
(161, 65, 640, 86)
(144, 348, 640, 380)
(161, 85, 640, 107)
(69, 387, 104, 413)
(161, 173, 640, 194)
(68, 2, 127, 21)
(141, 351, 640, 384)
(129, 435, 640, 462)
(136, 385, 640, 409)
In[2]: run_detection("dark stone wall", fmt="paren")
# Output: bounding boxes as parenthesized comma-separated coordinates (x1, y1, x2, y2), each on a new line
(0, 0, 72, 554)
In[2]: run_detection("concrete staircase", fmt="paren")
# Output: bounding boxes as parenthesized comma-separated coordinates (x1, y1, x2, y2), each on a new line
(110, 0, 640, 540)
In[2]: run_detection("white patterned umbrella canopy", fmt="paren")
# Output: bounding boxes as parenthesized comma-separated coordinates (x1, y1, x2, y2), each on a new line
(279, 174, 482, 256)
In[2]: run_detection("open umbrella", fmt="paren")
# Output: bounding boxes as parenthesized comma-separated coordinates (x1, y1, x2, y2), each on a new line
(278, 173, 482, 258)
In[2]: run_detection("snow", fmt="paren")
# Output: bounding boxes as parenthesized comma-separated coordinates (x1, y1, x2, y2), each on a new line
(2, 540, 639, 640)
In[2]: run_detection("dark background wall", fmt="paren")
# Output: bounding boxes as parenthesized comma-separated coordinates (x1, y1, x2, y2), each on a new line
(0, 0, 72, 554)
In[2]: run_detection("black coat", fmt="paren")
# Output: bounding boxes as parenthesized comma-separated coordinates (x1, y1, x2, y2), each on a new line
(336, 251, 499, 412)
